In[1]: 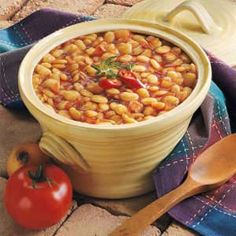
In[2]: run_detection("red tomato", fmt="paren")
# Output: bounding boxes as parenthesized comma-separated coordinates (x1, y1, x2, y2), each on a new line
(4, 164, 72, 229)
(118, 69, 145, 89)
(99, 79, 122, 89)
(93, 45, 106, 56)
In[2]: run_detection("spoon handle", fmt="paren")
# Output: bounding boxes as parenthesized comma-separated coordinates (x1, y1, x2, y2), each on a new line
(110, 179, 199, 236)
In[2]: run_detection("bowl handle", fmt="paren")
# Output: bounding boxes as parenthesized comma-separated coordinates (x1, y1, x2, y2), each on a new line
(163, 0, 221, 34)
(39, 131, 89, 171)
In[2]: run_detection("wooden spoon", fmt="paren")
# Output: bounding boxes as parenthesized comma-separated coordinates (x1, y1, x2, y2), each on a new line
(110, 134, 236, 236)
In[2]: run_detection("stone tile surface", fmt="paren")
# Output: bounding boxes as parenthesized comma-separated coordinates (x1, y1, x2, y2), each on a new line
(0, 105, 41, 177)
(56, 203, 161, 236)
(106, 0, 142, 6)
(12, 0, 105, 22)
(0, 177, 78, 236)
(78, 192, 173, 232)
(0, 20, 13, 29)
(93, 3, 129, 18)
(79, 192, 156, 216)
(0, 0, 28, 20)
(163, 222, 197, 236)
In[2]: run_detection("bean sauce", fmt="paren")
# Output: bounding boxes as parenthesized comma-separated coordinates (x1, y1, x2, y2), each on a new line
(33, 30, 198, 125)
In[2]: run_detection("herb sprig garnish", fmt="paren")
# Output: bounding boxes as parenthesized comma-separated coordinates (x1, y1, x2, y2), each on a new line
(92, 56, 134, 78)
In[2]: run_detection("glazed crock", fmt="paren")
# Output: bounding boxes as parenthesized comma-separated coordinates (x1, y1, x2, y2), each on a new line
(18, 19, 211, 199)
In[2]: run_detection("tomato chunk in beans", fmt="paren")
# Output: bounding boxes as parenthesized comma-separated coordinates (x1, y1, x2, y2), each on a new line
(33, 30, 198, 125)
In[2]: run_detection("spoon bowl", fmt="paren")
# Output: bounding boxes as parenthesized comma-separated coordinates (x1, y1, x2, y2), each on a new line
(190, 135, 236, 185)
(111, 134, 236, 236)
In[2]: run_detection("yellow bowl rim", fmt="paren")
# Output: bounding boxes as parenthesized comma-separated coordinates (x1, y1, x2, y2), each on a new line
(18, 18, 211, 131)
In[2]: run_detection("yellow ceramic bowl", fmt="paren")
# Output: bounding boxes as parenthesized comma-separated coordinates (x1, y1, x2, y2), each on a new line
(19, 19, 211, 199)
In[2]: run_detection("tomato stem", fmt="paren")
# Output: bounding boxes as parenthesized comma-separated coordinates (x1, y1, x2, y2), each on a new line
(17, 151, 29, 164)
(28, 165, 58, 188)
(46, 177, 58, 188)
(46, 177, 53, 188)
(28, 165, 46, 188)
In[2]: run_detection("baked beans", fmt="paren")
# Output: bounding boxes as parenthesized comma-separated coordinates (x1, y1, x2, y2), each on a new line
(33, 30, 197, 125)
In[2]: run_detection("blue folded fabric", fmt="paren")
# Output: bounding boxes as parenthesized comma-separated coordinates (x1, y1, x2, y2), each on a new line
(1, 9, 236, 236)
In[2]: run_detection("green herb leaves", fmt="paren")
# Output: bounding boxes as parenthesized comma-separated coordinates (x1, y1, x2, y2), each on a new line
(92, 56, 134, 79)
(121, 63, 134, 71)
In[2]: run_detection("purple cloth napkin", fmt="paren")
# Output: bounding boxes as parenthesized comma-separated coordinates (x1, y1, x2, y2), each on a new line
(154, 81, 235, 236)
(153, 54, 236, 236)
(1, 9, 236, 236)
